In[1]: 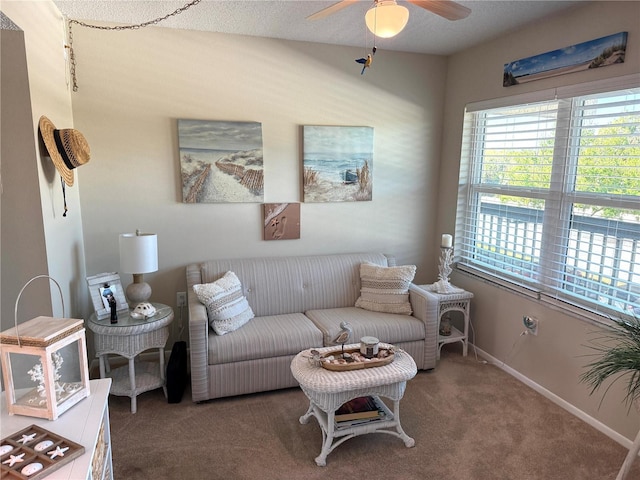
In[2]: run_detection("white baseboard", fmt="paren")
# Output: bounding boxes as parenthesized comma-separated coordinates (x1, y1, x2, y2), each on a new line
(471, 344, 634, 450)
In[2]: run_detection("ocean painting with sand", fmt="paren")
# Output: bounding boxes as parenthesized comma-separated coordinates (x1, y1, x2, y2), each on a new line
(178, 119, 264, 203)
(303, 125, 373, 203)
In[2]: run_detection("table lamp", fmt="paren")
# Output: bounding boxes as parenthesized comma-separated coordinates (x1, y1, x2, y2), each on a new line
(119, 230, 158, 307)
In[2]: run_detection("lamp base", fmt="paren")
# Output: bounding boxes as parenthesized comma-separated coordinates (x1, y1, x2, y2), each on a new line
(125, 281, 152, 307)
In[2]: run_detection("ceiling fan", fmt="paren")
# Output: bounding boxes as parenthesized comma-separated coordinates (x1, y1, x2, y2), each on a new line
(308, 0, 471, 38)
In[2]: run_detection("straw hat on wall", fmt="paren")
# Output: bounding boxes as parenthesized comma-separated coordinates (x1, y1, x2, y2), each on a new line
(38, 115, 90, 187)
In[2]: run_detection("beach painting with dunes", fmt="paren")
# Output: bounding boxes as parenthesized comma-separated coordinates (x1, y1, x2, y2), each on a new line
(504, 32, 627, 87)
(178, 119, 264, 203)
(303, 125, 373, 203)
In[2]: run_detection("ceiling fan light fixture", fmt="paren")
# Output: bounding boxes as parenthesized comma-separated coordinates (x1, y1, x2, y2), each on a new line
(365, 1, 409, 38)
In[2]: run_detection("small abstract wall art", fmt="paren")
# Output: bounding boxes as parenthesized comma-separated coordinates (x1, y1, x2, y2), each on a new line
(503, 32, 627, 87)
(178, 119, 264, 203)
(263, 203, 300, 240)
(303, 125, 373, 203)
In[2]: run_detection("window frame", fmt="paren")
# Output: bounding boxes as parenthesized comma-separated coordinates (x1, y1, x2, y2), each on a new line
(455, 74, 640, 323)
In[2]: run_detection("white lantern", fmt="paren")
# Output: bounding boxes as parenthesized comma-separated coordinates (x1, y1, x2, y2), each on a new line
(0, 277, 90, 420)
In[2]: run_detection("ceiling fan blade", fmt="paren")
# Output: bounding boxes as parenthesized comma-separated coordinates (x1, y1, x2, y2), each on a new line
(307, 0, 360, 21)
(407, 0, 471, 21)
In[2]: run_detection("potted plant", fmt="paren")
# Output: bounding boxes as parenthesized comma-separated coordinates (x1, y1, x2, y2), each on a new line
(581, 314, 640, 480)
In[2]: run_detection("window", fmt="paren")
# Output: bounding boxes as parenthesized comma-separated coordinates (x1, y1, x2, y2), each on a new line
(456, 79, 640, 319)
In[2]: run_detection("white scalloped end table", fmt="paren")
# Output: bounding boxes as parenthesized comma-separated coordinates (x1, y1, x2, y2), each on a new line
(87, 303, 173, 413)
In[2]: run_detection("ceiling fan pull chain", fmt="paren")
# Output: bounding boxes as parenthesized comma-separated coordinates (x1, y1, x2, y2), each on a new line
(64, 0, 202, 91)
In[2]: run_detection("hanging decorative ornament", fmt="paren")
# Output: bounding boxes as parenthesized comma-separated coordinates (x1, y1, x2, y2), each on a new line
(355, 45, 377, 75)
(355, 13, 378, 78)
(355, 53, 372, 75)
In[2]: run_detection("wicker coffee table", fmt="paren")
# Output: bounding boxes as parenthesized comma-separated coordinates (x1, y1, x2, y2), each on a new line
(290, 343, 417, 466)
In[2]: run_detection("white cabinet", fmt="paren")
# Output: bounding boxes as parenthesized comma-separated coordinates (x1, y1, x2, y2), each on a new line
(1, 379, 113, 480)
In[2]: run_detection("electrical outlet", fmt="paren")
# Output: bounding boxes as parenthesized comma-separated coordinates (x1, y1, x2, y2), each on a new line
(523, 316, 538, 336)
(176, 291, 187, 307)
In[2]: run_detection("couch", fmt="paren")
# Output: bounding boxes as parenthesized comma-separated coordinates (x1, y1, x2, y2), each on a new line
(186, 252, 439, 402)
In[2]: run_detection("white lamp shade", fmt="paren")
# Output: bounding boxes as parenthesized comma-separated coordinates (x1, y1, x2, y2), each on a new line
(365, 1, 409, 38)
(119, 233, 158, 274)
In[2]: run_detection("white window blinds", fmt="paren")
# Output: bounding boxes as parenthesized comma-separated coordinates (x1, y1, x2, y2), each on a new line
(456, 79, 640, 318)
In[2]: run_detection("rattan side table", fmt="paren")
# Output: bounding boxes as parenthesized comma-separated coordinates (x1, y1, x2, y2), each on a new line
(87, 303, 173, 413)
(418, 284, 473, 359)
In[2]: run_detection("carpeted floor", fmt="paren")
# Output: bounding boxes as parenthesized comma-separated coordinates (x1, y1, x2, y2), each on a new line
(107, 348, 640, 479)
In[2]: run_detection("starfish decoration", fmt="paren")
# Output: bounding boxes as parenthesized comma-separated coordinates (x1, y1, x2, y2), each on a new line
(47, 445, 69, 459)
(2, 453, 25, 467)
(18, 433, 36, 444)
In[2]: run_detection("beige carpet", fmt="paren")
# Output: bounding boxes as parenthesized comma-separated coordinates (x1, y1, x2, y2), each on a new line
(107, 348, 640, 479)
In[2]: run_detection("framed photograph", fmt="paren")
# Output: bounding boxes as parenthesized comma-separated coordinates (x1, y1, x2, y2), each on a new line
(303, 125, 373, 202)
(86, 272, 129, 320)
(178, 119, 264, 203)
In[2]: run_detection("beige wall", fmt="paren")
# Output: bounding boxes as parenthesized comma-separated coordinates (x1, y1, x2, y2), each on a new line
(68, 24, 446, 342)
(441, 1, 640, 441)
(1, 1, 87, 328)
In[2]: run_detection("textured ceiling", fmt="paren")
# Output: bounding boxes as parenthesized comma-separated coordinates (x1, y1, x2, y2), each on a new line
(52, 0, 586, 55)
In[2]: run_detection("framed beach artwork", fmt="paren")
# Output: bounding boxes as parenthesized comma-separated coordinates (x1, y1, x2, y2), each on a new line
(503, 32, 628, 87)
(303, 125, 373, 203)
(178, 119, 264, 203)
(263, 203, 300, 240)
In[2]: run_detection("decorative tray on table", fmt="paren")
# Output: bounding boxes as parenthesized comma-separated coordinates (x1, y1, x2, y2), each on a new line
(1, 424, 84, 480)
(314, 346, 395, 371)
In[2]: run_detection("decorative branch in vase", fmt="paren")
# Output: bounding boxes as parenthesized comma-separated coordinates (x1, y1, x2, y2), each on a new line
(433, 234, 463, 294)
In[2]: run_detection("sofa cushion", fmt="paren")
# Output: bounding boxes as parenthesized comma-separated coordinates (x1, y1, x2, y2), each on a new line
(305, 306, 425, 347)
(355, 262, 416, 315)
(208, 313, 324, 365)
(198, 253, 392, 317)
(193, 271, 254, 335)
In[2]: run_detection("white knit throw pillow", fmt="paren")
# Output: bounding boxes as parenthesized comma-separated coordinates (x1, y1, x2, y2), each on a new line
(355, 262, 416, 315)
(193, 271, 254, 335)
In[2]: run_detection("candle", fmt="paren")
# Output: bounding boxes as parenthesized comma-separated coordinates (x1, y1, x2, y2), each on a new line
(441, 234, 453, 248)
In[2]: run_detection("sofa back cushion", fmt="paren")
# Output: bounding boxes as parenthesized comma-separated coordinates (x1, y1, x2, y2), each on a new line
(193, 253, 391, 317)
(355, 262, 417, 315)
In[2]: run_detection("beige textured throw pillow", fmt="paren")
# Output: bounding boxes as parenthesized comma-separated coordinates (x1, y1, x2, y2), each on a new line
(193, 271, 254, 335)
(355, 262, 417, 315)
